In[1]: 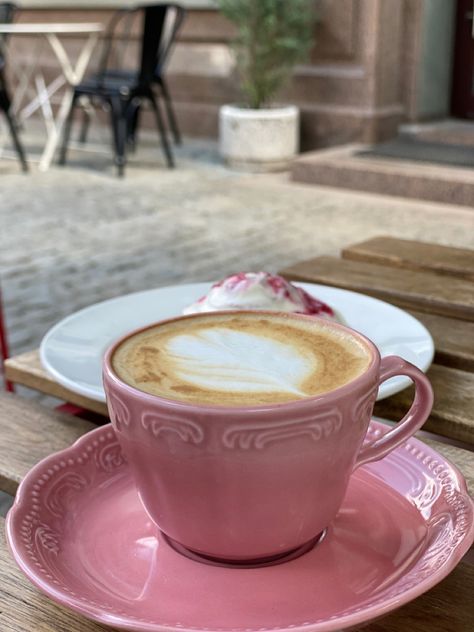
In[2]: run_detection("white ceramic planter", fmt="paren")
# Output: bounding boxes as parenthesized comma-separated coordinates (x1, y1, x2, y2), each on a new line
(219, 105, 299, 172)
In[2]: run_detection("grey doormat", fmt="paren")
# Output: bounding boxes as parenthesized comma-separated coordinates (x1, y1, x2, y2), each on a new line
(357, 138, 474, 169)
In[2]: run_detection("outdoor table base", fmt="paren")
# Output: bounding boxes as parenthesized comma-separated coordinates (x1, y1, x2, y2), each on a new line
(0, 23, 103, 171)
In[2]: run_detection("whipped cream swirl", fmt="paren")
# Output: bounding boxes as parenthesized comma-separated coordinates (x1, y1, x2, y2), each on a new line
(183, 272, 338, 321)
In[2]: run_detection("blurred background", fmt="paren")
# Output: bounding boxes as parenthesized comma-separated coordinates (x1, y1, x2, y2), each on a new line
(1, 0, 473, 364)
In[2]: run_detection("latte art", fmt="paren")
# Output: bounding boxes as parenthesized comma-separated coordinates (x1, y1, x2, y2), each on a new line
(165, 328, 314, 396)
(112, 312, 371, 406)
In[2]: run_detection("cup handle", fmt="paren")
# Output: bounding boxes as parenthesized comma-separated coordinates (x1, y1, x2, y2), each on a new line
(354, 355, 434, 469)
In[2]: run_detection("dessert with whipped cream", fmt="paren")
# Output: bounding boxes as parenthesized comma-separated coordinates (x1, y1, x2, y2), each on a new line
(183, 272, 340, 322)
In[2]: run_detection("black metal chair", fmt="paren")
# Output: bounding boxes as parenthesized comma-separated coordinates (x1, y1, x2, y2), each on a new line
(0, 2, 28, 172)
(0, 2, 15, 25)
(59, 4, 185, 177)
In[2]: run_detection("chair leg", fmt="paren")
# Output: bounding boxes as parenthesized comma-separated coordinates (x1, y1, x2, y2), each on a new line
(79, 107, 91, 144)
(4, 108, 28, 172)
(58, 93, 78, 166)
(127, 99, 141, 152)
(148, 91, 174, 168)
(159, 79, 181, 145)
(109, 96, 127, 177)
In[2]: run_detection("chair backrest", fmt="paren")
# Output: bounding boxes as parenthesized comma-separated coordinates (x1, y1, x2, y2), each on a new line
(142, 3, 186, 77)
(98, 4, 185, 85)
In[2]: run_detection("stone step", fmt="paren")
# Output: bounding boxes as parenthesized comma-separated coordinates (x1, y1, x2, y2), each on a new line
(399, 119, 474, 147)
(291, 144, 474, 208)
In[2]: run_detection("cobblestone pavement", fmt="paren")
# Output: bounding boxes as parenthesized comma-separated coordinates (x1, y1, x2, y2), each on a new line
(1, 134, 474, 362)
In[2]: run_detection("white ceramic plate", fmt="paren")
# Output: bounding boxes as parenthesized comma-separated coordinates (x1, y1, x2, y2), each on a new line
(40, 282, 434, 403)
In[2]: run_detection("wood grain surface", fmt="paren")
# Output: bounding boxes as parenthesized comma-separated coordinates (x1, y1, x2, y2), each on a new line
(407, 309, 474, 372)
(342, 236, 474, 281)
(416, 433, 474, 494)
(354, 562, 474, 631)
(375, 364, 474, 446)
(1, 519, 109, 631)
(0, 393, 95, 496)
(1, 514, 473, 632)
(4, 350, 108, 416)
(280, 256, 474, 320)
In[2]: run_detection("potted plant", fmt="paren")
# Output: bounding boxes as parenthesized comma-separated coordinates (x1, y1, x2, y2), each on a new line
(218, 0, 315, 172)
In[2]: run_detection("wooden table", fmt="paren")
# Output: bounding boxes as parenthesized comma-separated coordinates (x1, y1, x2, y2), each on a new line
(0, 23, 103, 170)
(2, 235, 474, 630)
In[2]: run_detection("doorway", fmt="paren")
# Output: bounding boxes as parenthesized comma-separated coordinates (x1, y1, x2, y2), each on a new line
(451, 0, 474, 118)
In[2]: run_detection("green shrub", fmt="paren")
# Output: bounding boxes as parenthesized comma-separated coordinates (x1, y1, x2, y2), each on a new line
(219, 0, 315, 109)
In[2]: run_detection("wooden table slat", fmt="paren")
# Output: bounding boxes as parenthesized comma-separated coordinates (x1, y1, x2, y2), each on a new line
(280, 255, 474, 321)
(342, 236, 474, 281)
(4, 350, 108, 417)
(0, 393, 95, 496)
(375, 364, 474, 446)
(407, 309, 474, 372)
(420, 433, 474, 493)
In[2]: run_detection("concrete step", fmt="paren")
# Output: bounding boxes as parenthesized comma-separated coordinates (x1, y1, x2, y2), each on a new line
(291, 144, 474, 208)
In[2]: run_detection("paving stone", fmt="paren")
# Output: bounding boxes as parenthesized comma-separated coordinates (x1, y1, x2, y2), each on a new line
(0, 491, 13, 518)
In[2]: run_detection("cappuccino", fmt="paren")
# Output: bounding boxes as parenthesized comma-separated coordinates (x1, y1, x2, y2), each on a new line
(112, 312, 371, 406)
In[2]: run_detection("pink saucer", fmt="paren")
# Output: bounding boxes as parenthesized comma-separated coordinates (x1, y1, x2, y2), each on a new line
(6, 421, 474, 632)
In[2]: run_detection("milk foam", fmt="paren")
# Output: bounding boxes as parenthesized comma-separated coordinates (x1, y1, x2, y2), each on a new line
(112, 313, 371, 406)
(165, 328, 314, 395)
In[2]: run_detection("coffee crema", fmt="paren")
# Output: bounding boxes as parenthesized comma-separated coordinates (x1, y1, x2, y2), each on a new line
(112, 313, 372, 406)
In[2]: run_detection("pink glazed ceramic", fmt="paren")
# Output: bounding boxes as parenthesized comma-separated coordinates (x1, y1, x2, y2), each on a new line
(103, 311, 433, 562)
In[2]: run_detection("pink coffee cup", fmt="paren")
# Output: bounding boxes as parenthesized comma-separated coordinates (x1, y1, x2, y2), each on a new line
(103, 311, 433, 563)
